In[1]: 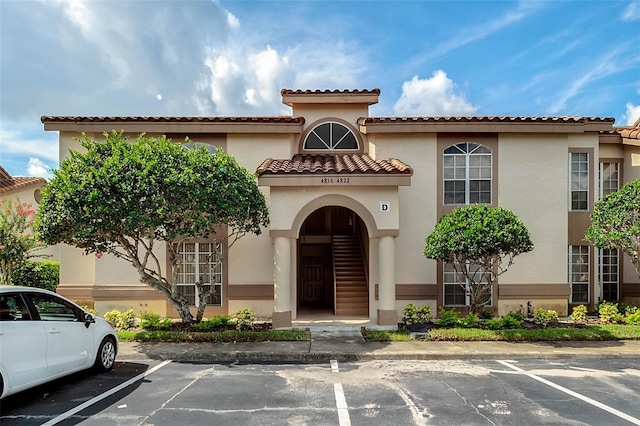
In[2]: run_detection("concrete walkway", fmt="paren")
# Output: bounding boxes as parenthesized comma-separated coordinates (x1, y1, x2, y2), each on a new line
(116, 331, 640, 363)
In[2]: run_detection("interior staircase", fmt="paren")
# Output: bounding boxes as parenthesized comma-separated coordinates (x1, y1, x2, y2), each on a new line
(332, 235, 369, 316)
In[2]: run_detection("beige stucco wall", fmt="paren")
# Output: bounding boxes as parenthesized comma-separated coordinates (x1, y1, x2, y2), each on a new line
(498, 133, 569, 285)
(371, 133, 439, 287)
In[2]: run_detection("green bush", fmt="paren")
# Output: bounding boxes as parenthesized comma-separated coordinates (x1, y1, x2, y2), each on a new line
(11, 260, 59, 292)
(625, 310, 640, 326)
(533, 308, 559, 327)
(434, 307, 460, 327)
(139, 311, 172, 330)
(482, 313, 522, 330)
(193, 316, 231, 330)
(599, 302, 624, 324)
(570, 305, 588, 322)
(459, 313, 479, 328)
(103, 308, 135, 330)
(506, 309, 526, 322)
(620, 303, 638, 315)
(479, 310, 494, 320)
(401, 303, 432, 326)
(231, 308, 257, 331)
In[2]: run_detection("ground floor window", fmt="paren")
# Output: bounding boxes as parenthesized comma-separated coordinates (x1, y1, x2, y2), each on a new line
(569, 245, 589, 303)
(176, 241, 223, 306)
(599, 248, 619, 302)
(443, 263, 492, 307)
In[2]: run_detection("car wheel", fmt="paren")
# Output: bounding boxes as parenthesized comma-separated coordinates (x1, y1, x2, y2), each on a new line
(0, 372, 4, 399)
(94, 337, 116, 372)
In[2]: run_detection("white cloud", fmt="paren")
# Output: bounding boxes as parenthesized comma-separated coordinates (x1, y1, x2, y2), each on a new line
(27, 158, 53, 180)
(0, 127, 58, 162)
(393, 72, 478, 116)
(621, 1, 640, 21)
(623, 103, 640, 125)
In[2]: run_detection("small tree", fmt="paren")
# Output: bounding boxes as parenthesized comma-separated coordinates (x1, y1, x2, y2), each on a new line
(35, 131, 269, 323)
(0, 199, 47, 285)
(424, 205, 533, 313)
(586, 179, 640, 277)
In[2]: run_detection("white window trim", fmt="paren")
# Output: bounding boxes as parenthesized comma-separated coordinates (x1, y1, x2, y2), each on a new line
(569, 152, 589, 211)
(176, 241, 223, 307)
(598, 162, 619, 199)
(443, 262, 493, 307)
(303, 121, 359, 152)
(569, 245, 590, 304)
(443, 143, 492, 205)
(598, 248, 619, 302)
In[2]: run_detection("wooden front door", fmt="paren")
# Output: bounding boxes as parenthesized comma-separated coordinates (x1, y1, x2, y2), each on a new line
(302, 256, 325, 304)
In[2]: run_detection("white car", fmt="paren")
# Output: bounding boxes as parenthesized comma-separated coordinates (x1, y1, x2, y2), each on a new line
(0, 285, 118, 399)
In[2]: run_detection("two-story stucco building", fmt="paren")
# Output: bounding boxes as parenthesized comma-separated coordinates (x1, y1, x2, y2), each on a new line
(41, 89, 640, 328)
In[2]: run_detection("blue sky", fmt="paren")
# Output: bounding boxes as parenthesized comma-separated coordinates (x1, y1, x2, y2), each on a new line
(1, 0, 639, 178)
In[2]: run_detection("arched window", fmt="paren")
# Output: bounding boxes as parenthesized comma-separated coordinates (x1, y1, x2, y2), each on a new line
(303, 122, 358, 151)
(443, 142, 492, 205)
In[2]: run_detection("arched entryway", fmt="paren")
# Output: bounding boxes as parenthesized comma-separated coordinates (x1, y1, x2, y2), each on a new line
(298, 206, 369, 317)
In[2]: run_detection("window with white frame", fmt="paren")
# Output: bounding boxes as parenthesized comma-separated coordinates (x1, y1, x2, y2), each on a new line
(569, 153, 589, 210)
(599, 162, 619, 198)
(443, 262, 492, 306)
(303, 122, 358, 151)
(599, 248, 619, 302)
(569, 245, 589, 303)
(176, 241, 223, 306)
(443, 142, 492, 205)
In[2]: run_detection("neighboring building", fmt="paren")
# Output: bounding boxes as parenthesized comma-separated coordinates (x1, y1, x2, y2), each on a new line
(0, 166, 58, 262)
(41, 89, 640, 327)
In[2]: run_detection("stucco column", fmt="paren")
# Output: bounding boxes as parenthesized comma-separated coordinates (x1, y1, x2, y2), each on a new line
(377, 235, 398, 325)
(272, 236, 292, 328)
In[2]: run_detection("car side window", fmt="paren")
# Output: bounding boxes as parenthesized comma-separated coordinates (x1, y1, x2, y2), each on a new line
(0, 294, 31, 321)
(28, 293, 81, 322)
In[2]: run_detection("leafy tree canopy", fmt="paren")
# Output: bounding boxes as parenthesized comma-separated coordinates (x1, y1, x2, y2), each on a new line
(586, 179, 640, 276)
(35, 131, 269, 322)
(424, 205, 533, 312)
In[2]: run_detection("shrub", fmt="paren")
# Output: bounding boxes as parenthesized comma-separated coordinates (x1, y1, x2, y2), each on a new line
(459, 313, 479, 328)
(139, 311, 172, 330)
(80, 305, 97, 316)
(620, 303, 638, 315)
(231, 308, 256, 331)
(506, 309, 525, 322)
(533, 308, 559, 327)
(401, 303, 432, 326)
(103, 308, 135, 330)
(599, 302, 624, 324)
(479, 310, 494, 320)
(434, 307, 460, 327)
(570, 305, 588, 322)
(193, 316, 231, 330)
(11, 260, 59, 292)
(482, 313, 522, 330)
(500, 312, 524, 329)
(625, 310, 640, 326)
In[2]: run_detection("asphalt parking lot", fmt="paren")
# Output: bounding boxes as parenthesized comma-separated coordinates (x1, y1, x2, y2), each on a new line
(2, 357, 640, 425)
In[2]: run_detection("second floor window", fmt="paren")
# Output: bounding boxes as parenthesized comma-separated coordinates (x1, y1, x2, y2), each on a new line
(570, 152, 589, 211)
(599, 162, 619, 198)
(443, 142, 492, 205)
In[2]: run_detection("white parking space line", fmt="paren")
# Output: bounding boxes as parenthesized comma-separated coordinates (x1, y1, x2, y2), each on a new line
(331, 360, 351, 426)
(497, 360, 640, 425)
(334, 383, 351, 426)
(41, 360, 172, 426)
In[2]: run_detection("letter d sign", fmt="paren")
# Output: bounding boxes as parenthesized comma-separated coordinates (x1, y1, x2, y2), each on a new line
(380, 201, 390, 212)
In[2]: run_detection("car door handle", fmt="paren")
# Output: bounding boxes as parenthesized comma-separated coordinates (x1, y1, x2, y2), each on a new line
(48, 329, 61, 334)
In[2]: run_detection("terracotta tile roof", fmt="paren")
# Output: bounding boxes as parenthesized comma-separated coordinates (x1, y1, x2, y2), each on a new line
(256, 154, 412, 176)
(359, 116, 615, 124)
(615, 118, 640, 140)
(281, 89, 380, 95)
(41, 116, 303, 124)
(0, 166, 46, 194)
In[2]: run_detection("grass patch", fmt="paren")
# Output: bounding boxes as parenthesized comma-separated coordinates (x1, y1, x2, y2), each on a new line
(363, 324, 640, 342)
(117, 329, 310, 343)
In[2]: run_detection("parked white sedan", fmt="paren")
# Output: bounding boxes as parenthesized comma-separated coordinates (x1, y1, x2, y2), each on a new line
(0, 285, 117, 399)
